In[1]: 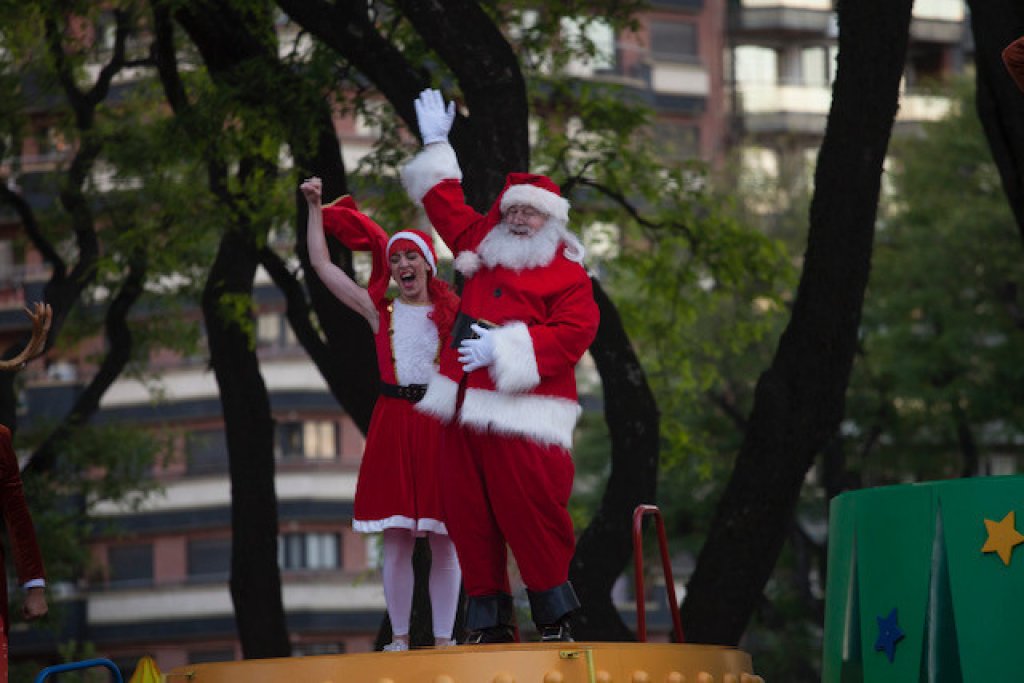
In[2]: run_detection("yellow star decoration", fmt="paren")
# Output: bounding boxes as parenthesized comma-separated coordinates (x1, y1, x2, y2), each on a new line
(981, 511, 1024, 566)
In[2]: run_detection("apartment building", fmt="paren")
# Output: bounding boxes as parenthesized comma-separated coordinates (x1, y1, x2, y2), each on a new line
(728, 0, 967, 191)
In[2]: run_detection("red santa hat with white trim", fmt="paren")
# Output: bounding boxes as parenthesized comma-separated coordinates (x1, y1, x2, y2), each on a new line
(387, 230, 438, 274)
(497, 173, 571, 224)
(497, 173, 584, 264)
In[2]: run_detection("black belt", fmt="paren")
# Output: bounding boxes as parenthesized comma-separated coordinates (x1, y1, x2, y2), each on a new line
(450, 311, 497, 348)
(380, 382, 428, 403)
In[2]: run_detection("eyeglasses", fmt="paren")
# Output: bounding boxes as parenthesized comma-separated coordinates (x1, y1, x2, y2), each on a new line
(504, 205, 544, 220)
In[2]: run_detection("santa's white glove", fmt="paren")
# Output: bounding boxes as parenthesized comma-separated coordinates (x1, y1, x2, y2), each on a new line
(414, 88, 456, 145)
(458, 324, 496, 372)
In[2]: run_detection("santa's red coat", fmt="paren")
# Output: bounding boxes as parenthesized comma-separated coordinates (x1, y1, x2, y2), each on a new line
(405, 146, 599, 449)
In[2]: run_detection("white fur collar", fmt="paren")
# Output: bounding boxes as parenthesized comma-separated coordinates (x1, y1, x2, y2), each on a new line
(453, 220, 561, 277)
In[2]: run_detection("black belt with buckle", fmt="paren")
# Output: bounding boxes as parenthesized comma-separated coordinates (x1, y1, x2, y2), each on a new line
(451, 311, 497, 348)
(380, 382, 428, 403)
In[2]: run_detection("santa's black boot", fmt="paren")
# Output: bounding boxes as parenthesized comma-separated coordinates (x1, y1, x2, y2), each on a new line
(528, 582, 580, 643)
(463, 593, 516, 644)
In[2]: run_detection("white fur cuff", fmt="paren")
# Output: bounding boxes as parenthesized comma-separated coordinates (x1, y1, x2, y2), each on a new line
(459, 389, 581, 449)
(490, 322, 540, 393)
(401, 142, 463, 205)
(415, 372, 459, 423)
(453, 250, 482, 277)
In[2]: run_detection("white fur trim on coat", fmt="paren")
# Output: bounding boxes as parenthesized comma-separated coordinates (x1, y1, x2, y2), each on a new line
(459, 388, 581, 449)
(415, 372, 459, 423)
(489, 322, 540, 393)
(453, 250, 482, 277)
(500, 184, 570, 223)
(401, 142, 463, 205)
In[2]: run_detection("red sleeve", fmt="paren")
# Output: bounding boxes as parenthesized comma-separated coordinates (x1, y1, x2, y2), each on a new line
(421, 180, 496, 254)
(531, 267, 600, 378)
(321, 197, 391, 304)
(1002, 36, 1024, 93)
(0, 426, 45, 585)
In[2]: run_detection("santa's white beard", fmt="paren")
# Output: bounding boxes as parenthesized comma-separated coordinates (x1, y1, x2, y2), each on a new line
(477, 218, 562, 271)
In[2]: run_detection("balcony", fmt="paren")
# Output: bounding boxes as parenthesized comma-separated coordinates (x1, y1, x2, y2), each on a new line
(649, 0, 704, 10)
(651, 61, 710, 97)
(731, 0, 964, 41)
(734, 82, 951, 135)
(730, 1, 833, 38)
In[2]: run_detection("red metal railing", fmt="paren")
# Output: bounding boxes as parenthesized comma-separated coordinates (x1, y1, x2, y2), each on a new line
(632, 504, 684, 643)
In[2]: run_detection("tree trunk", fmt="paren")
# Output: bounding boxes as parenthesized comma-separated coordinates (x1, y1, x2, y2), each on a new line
(203, 224, 291, 658)
(159, 1, 292, 657)
(681, 0, 914, 645)
(289, 103, 379, 433)
(966, 1, 1024, 237)
(570, 279, 659, 641)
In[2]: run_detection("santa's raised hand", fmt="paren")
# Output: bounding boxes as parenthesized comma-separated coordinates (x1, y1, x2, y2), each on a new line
(414, 88, 456, 145)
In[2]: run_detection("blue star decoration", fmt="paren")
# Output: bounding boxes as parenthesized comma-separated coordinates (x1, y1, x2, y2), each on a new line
(875, 608, 905, 663)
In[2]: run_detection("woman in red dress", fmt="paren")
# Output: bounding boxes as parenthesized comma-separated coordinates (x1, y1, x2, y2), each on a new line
(300, 178, 461, 650)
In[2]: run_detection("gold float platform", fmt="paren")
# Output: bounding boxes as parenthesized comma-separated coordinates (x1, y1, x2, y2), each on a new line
(165, 642, 762, 683)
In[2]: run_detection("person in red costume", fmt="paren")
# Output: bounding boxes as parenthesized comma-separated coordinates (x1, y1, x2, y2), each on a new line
(300, 178, 462, 651)
(0, 302, 50, 681)
(1003, 35, 1024, 92)
(400, 89, 600, 644)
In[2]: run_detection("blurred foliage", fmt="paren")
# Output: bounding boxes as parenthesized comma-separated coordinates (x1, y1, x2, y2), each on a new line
(844, 77, 1024, 483)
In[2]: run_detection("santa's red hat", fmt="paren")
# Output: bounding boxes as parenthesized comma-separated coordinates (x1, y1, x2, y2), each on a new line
(387, 229, 438, 274)
(497, 173, 571, 223)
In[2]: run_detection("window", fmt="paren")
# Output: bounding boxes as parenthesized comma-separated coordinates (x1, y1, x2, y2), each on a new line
(257, 312, 297, 349)
(734, 45, 777, 85)
(187, 429, 228, 474)
(0, 241, 12, 279)
(108, 544, 154, 587)
(303, 421, 337, 460)
(650, 21, 698, 63)
(188, 538, 231, 581)
(801, 46, 831, 87)
(279, 532, 341, 571)
(276, 420, 338, 461)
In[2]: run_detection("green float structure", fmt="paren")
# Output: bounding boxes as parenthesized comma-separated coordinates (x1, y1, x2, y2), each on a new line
(822, 475, 1024, 681)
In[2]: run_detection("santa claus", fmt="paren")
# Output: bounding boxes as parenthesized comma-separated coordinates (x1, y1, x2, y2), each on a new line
(401, 89, 600, 643)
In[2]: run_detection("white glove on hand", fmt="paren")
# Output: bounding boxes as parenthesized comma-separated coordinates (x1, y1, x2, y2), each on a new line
(458, 324, 496, 373)
(414, 88, 456, 145)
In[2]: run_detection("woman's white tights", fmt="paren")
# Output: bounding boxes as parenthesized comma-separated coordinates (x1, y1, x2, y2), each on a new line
(381, 528, 462, 641)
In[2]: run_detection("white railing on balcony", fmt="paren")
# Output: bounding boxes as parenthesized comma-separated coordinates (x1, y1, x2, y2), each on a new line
(741, 0, 831, 9)
(740, 0, 963, 21)
(651, 62, 710, 97)
(912, 0, 964, 22)
(736, 82, 951, 122)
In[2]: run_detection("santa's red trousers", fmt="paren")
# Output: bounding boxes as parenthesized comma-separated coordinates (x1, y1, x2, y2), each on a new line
(440, 422, 575, 597)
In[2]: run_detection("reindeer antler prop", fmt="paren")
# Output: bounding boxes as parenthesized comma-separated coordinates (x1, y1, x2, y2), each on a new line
(0, 302, 52, 372)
